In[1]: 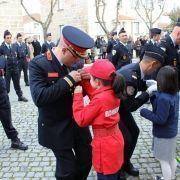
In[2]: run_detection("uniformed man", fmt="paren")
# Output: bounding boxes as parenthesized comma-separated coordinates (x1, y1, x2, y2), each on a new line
(29, 25, 94, 180)
(41, 33, 56, 54)
(159, 18, 180, 87)
(0, 56, 28, 150)
(0, 30, 28, 102)
(140, 28, 161, 61)
(106, 31, 118, 61)
(112, 28, 132, 69)
(14, 33, 29, 86)
(117, 45, 165, 178)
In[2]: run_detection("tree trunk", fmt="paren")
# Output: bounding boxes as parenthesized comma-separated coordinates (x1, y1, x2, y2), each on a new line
(42, 26, 48, 42)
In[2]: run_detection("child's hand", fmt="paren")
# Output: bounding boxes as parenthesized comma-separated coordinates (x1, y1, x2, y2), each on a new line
(74, 86, 83, 94)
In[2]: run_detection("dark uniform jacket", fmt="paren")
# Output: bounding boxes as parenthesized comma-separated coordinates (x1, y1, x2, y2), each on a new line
(0, 56, 7, 95)
(159, 35, 180, 88)
(106, 38, 118, 61)
(117, 63, 149, 113)
(14, 42, 28, 60)
(112, 41, 131, 70)
(41, 41, 55, 54)
(29, 52, 91, 150)
(160, 35, 179, 68)
(0, 42, 19, 70)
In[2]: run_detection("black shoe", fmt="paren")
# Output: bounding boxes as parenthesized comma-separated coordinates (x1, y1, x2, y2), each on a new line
(25, 83, 29, 86)
(11, 139, 28, 151)
(124, 162, 139, 177)
(119, 170, 127, 180)
(18, 96, 28, 102)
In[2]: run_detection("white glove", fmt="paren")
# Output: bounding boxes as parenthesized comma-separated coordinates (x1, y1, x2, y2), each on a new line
(146, 84, 157, 96)
(146, 80, 157, 88)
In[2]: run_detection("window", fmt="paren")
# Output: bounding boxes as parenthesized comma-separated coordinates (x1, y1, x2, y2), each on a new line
(133, 22, 139, 34)
(58, 0, 65, 10)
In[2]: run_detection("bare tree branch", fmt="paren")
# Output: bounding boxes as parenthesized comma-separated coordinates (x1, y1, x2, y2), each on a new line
(20, 0, 43, 26)
(20, 0, 58, 40)
(111, 0, 121, 32)
(134, 0, 165, 30)
(95, 0, 108, 34)
(95, 0, 121, 36)
(135, 0, 150, 29)
(152, 1, 165, 24)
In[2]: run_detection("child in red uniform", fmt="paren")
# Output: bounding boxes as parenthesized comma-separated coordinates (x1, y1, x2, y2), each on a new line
(73, 59, 125, 180)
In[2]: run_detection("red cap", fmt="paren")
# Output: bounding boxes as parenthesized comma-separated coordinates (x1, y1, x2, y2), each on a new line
(86, 59, 115, 80)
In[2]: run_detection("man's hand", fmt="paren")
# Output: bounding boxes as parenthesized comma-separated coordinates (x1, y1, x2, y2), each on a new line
(74, 86, 83, 94)
(146, 80, 157, 88)
(69, 71, 81, 82)
(78, 69, 91, 80)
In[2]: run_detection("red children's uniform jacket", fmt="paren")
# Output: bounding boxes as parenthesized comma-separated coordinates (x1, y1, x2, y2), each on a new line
(73, 84, 124, 175)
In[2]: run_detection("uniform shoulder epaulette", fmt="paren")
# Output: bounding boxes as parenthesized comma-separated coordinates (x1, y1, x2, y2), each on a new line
(131, 71, 138, 80)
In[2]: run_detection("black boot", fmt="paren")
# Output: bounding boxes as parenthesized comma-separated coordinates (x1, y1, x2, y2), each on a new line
(25, 83, 29, 86)
(11, 138, 28, 151)
(124, 162, 139, 177)
(18, 96, 28, 102)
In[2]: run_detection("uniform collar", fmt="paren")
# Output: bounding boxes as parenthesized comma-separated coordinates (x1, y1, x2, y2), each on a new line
(5, 42, 11, 48)
(139, 63, 145, 79)
(52, 48, 63, 66)
(150, 39, 156, 45)
(119, 41, 127, 46)
(169, 34, 176, 47)
(46, 41, 51, 44)
(17, 42, 21, 46)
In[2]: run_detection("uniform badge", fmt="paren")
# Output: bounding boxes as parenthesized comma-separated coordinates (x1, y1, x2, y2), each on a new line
(112, 50, 116, 56)
(48, 72, 59, 78)
(123, 55, 126, 60)
(131, 71, 138, 80)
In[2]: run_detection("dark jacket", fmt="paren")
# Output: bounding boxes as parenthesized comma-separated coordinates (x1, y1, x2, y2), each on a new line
(41, 41, 55, 54)
(140, 92, 179, 138)
(29, 52, 91, 150)
(0, 42, 19, 69)
(13, 42, 28, 60)
(112, 41, 132, 69)
(32, 40, 41, 57)
(117, 63, 149, 113)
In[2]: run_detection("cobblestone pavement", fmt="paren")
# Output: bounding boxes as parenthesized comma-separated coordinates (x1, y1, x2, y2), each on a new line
(0, 79, 179, 180)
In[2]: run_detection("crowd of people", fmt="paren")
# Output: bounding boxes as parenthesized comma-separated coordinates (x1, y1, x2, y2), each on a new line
(0, 19, 179, 180)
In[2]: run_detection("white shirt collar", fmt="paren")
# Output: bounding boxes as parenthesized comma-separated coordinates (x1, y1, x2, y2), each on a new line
(169, 34, 176, 47)
(119, 41, 127, 46)
(17, 42, 21, 46)
(139, 64, 145, 80)
(46, 41, 51, 44)
(52, 49, 63, 66)
(5, 42, 11, 48)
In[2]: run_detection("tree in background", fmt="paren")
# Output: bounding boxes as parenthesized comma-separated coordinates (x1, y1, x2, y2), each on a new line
(169, 7, 180, 27)
(134, 0, 165, 30)
(95, 0, 122, 37)
(20, 0, 58, 41)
